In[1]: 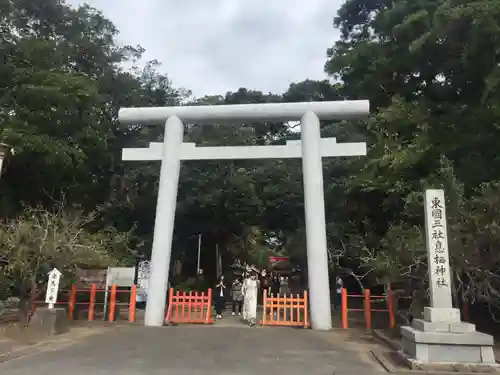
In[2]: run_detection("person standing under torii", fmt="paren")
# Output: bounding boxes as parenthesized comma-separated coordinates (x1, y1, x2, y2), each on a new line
(242, 272, 259, 326)
(214, 275, 227, 319)
(230, 278, 244, 316)
(335, 275, 344, 311)
(269, 273, 280, 296)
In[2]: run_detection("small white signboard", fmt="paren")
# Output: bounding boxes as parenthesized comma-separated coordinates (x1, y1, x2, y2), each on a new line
(45, 268, 62, 309)
(106, 267, 135, 287)
(137, 260, 151, 293)
(103, 266, 136, 313)
(424, 189, 453, 309)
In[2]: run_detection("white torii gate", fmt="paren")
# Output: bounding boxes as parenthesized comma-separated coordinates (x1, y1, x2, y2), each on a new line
(119, 101, 369, 330)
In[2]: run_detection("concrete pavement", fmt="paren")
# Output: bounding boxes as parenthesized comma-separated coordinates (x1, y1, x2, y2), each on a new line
(0, 323, 385, 375)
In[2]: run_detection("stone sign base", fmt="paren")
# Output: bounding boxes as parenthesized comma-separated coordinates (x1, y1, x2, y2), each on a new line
(29, 307, 69, 336)
(397, 350, 500, 373)
(400, 307, 496, 369)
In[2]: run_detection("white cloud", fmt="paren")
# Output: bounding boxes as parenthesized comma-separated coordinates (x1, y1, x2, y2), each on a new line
(67, 0, 343, 96)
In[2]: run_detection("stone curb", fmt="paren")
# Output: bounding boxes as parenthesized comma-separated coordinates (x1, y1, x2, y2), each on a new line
(372, 329, 402, 351)
(371, 330, 500, 374)
(371, 349, 500, 375)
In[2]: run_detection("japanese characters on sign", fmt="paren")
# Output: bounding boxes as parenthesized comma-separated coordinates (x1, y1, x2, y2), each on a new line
(424, 189, 453, 308)
(137, 260, 151, 292)
(429, 196, 449, 289)
(45, 268, 62, 308)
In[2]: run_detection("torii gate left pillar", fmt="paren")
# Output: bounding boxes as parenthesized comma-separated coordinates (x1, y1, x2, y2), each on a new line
(119, 101, 370, 330)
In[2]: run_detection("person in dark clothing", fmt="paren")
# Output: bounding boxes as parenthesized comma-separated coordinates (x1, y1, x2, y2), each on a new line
(269, 273, 281, 296)
(269, 273, 281, 318)
(230, 278, 244, 315)
(214, 276, 227, 319)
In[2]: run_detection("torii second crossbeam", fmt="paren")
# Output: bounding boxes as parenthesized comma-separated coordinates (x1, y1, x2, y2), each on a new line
(122, 138, 367, 161)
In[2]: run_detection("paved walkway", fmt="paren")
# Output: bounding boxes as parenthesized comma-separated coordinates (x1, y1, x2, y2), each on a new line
(0, 323, 385, 375)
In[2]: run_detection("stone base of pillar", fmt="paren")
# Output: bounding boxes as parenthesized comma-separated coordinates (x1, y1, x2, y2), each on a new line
(399, 308, 497, 371)
(29, 307, 69, 336)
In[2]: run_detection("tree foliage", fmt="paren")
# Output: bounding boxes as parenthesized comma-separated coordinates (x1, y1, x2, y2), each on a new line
(324, 0, 500, 312)
(0, 205, 132, 315)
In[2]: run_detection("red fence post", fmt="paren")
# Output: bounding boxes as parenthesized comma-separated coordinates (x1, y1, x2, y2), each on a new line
(387, 288, 395, 328)
(187, 291, 193, 322)
(205, 288, 212, 324)
(108, 284, 117, 322)
(303, 291, 309, 328)
(364, 289, 371, 329)
(262, 289, 268, 326)
(88, 284, 97, 321)
(341, 288, 348, 329)
(129, 285, 136, 323)
(68, 284, 77, 320)
(165, 288, 174, 323)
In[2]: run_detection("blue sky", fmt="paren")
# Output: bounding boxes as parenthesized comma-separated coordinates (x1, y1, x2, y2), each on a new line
(68, 0, 343, 96)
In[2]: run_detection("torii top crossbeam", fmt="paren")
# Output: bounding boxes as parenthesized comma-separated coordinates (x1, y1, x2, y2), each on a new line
(118, 100, 370, 125)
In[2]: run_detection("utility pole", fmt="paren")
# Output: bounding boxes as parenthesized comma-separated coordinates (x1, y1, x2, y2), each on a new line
(197, 234, 202, 274)
(216, 243, 222, 277)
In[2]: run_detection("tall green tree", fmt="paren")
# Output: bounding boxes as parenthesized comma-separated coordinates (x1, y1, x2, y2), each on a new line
(324, 0, 500, 310)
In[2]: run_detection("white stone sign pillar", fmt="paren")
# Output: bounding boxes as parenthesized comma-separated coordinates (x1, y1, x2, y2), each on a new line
(399, 189, 496, 368)
(423, 189, 457, 321)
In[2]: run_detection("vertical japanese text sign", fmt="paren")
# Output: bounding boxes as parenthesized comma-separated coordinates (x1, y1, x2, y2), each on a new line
(137, 260, 151, 292)
(45, 268, 62, 309)
(424, 189, 453, 309)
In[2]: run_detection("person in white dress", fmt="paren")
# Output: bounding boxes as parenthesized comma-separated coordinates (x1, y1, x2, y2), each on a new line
(241, 274, 249, 319)
(242, 272, 259, 326)
(335, 275, 344, 311)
